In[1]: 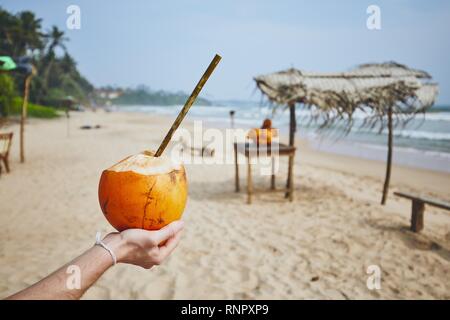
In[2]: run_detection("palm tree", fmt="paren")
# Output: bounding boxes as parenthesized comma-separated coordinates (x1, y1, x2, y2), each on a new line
(60, 52, 76, 73)
(18, 11, 44, 55)
(0, 9, 43, 57)
(39, 26, 68, 102)
(46, 25, 67, 55)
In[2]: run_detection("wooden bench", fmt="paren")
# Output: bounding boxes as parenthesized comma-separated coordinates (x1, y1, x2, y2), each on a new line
(394, 191, 450, 232)
(0, 132, 13, 176)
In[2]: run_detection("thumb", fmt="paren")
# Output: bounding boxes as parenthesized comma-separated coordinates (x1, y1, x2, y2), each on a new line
(153, 220, 184, 245)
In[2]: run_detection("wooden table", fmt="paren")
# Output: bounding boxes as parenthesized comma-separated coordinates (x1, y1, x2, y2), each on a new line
(233, 142, 296, 204)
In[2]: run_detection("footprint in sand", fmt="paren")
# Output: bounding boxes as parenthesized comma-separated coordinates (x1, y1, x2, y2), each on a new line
(234, 267, 260, 292)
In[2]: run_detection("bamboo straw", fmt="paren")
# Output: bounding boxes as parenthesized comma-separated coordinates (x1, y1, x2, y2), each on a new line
(155, 54, 222, 157)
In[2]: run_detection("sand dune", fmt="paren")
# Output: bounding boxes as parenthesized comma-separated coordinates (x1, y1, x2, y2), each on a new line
(0, 111, 449, 299)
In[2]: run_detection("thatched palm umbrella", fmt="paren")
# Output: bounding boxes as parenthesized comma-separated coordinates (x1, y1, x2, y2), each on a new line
(254, 62, 438, 204)
(0, 56, 17, 71)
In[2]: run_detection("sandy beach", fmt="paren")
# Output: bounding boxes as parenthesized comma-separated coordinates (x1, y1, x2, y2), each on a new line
(0, 110, 449, 299)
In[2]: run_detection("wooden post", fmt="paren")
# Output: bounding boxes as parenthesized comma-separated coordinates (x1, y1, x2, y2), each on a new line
(288, 102, 297, 147)
(229, 110, 235, 129)
(66, 106, 70, 138)
(20, 74, 32, 163)
(271, 156, 276, 190)
(288, 155, 294, 201)
(285, 102, 296, 198)
(381, 105, 393, 205)
(411, 200, 425, 232)
(247, 156, 253, 204)
(234, 142, 240, 192)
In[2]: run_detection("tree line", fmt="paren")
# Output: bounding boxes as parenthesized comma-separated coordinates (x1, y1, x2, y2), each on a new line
(110, 85, 212, 106)
(0, 7, 93, 116)
(0, 7, 212, 117)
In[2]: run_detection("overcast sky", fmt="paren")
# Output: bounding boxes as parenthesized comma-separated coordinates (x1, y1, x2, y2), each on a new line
(3, 0, 450, 104)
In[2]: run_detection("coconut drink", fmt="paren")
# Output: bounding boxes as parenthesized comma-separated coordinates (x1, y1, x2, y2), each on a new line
(98, 151, 188, 231)
(247, 118, 278, 144)
(98, 54, 221, 231)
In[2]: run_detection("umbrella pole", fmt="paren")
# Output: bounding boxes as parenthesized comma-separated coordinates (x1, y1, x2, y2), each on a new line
(66, 107, 70, 138)
(381, 105, 393, 205)
(20, 74, 32, 163)
(289, 103, 297, 146)
(285, 102, 296, 198)
(229, 111, 235, 129)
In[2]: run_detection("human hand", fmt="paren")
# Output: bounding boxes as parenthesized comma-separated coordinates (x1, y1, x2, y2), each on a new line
(103, 220, 184, 269)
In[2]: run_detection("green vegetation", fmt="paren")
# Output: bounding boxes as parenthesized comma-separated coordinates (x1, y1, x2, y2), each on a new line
(0, 73, 59, 119)
(0, 7, 93, 116)
(8, 97, 60, 118)
(0, 73, 15, 117)
(111, 86, 212, 106)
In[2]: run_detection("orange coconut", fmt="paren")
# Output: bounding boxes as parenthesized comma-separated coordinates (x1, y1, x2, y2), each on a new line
(247, 128, 278, 144)
(247, 118, 278, 144)
(98, 151, 187, 231)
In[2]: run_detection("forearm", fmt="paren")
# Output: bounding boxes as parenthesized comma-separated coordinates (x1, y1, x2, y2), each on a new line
(5, 221, 184, 300)
(7, 234, 124, 300)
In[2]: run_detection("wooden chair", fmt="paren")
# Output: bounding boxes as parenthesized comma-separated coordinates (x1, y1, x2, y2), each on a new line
(179, 137, 215, 158)
(0, 132, 13, 176)
(394, 191, 450, 232)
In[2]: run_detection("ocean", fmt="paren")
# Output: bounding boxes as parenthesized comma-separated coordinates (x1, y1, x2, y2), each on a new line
(113, 103, 450, 173)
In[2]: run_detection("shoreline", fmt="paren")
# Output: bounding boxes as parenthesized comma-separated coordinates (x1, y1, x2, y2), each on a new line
(109, 106, 450, 174)
(107, 109, 450, 199)
(198, 116, 450, 175)
(3, 109, 449, 197)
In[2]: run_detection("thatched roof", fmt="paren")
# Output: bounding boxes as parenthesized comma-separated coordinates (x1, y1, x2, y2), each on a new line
(254, 62, 439, 127)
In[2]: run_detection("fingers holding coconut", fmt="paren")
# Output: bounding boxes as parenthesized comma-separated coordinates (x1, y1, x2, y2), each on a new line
(153, 220, 184, 245)
(157, 230, 183, 261)
(114, 220, 184, 268)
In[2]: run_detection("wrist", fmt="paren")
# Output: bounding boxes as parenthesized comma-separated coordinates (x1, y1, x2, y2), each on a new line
(102, 233, 130, 264)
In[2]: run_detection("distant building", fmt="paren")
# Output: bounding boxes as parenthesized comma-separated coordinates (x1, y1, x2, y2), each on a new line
(95, 88, 123, 100)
